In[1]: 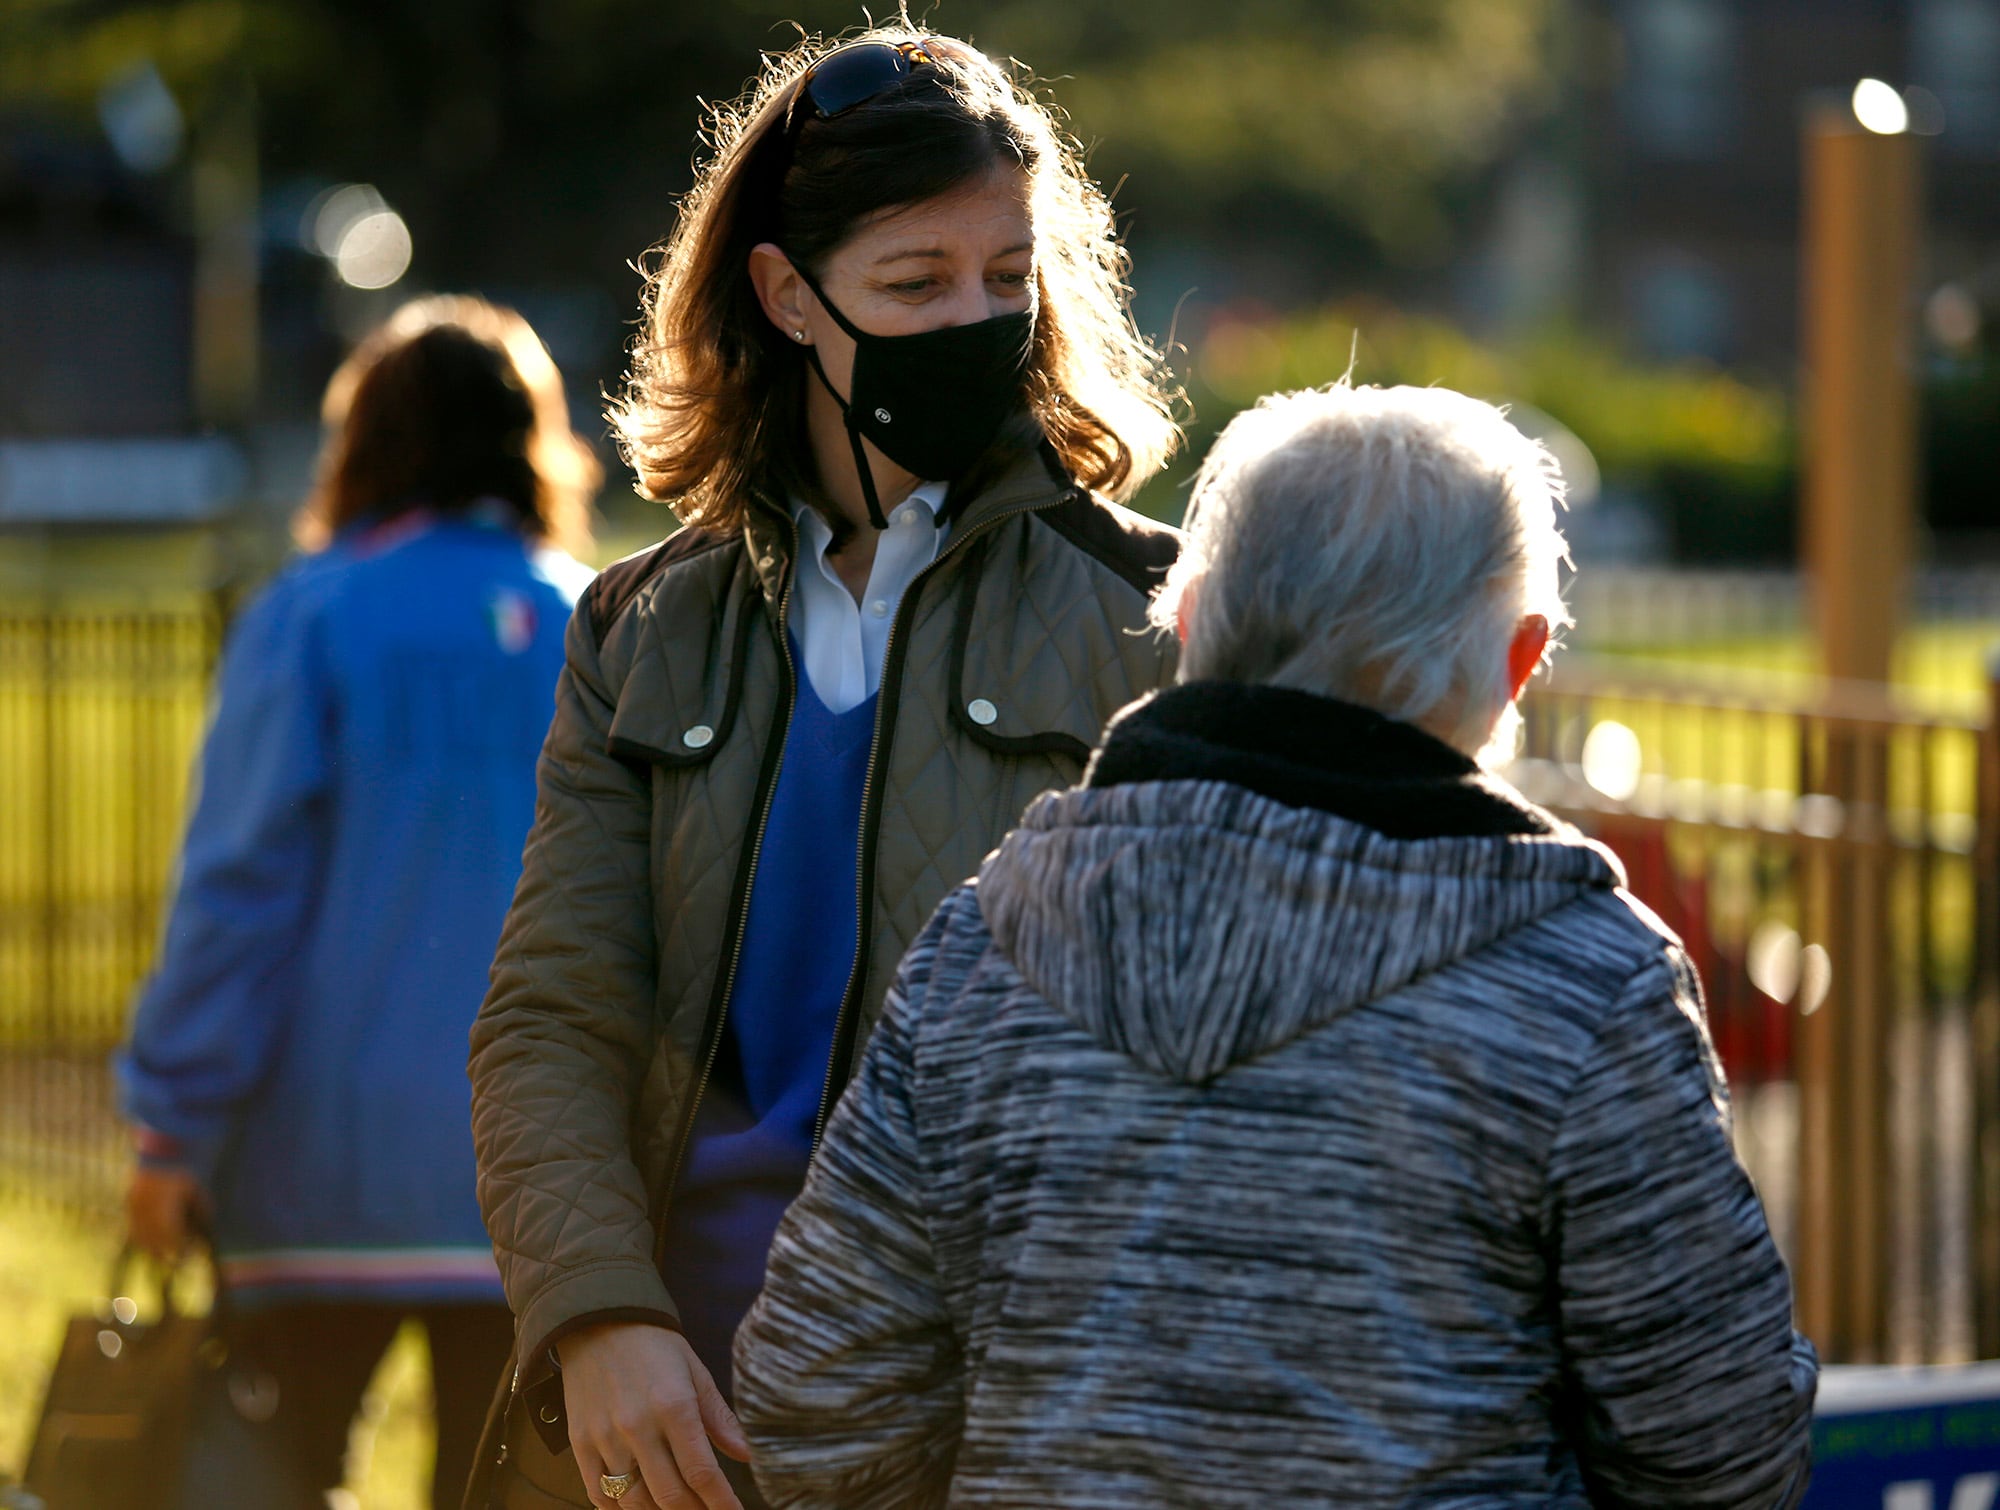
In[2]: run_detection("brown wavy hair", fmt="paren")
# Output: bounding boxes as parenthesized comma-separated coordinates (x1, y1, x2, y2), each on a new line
(299, 295, 598, 555)
(610, 24, 1181, 532)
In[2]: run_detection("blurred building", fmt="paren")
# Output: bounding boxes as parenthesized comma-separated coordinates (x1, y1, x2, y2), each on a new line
(0, 88, 254, 529)
(0, 113, 194, 437)
(1581, 0, 2000, 366)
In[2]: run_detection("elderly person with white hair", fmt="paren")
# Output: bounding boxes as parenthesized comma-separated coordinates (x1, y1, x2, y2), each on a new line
(731, 383, 1818, 1509)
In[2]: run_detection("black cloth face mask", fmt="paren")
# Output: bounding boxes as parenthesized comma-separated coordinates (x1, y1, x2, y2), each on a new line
(789, 258, 1034, 529)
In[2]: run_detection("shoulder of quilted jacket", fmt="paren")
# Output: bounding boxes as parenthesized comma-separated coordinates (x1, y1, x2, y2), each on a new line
(583, 524, 741, 654)
(1029, 488, 1183, 599)
(940, 491, 1182, 765)
(572, 524, 777, 773)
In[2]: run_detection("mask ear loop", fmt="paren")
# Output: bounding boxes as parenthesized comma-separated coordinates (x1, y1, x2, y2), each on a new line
(788, 258, 890, 530)
(797, 343, 891, 532)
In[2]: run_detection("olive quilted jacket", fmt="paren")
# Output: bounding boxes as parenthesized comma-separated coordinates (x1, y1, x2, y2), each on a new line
(466, 448, 1180, 1382)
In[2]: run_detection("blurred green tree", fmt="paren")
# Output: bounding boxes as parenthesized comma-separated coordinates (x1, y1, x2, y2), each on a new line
(973, 0, 1560, 261)
(2, 0, 1559, 291)
(1160, 297, 1800, 555)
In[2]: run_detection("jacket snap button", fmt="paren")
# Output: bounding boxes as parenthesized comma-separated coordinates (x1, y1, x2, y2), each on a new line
(967, 698, 998, 726)
(538, 1403, 560, 1424)
(683, 724, 715, 749)
(873, 407, 892, 424)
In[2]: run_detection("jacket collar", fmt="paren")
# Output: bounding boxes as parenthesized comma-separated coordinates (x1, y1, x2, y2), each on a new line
(741, 441, 1076, 608)
(1085, 681, 1554, 840)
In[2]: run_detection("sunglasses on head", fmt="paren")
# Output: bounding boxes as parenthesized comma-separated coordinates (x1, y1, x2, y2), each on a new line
(783, 39, 942, 135)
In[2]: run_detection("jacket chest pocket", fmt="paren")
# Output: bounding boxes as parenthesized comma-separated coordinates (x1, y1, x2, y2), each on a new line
(604, 558, 761, 771)
(946, 529, 1157, 768)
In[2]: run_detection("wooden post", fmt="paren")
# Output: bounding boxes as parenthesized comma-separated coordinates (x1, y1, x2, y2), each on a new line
(1974, 652, 2000, 1356)
(1795, 805, 1839, 1348)
(191, 78, 258, 426)
(1795, 98, 1921, 1361)
(1802, 103, 1919, 685)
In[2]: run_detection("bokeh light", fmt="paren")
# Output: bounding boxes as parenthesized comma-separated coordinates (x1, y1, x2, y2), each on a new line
(1927, 283, 1982, 352)
(1796, 944, 1834, 1016)
(1747, 921, 1803, 1003)
(332, 209, 413, 290)
(304, 183, 386, 257)
(1851, 78, 1910, 136)
(96, 62, 184, 173)
(1580, 719, 1643, 802)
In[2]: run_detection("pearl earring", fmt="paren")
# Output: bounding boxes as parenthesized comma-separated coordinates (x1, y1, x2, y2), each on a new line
(793, 330, 807, 342)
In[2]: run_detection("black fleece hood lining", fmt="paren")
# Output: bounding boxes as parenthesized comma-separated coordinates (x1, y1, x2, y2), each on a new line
(1084, 682, 1555, 842)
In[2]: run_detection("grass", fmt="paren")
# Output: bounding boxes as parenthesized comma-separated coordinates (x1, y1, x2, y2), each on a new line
(0, 1200, 434, 1507)
(0, 1202, 113, 1480)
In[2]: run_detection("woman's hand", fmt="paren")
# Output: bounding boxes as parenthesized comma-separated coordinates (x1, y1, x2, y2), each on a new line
(125, 1165, 206, 1263)
(557, 1322, 751, 1510)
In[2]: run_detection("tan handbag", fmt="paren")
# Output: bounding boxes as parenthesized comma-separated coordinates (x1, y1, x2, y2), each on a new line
(22, 1249, 219, 1510)
(23, 1247, 312, 1510)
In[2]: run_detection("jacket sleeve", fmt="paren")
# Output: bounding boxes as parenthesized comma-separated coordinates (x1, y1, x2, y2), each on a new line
(1548, 947, 1818, 1508)
(468, 602, 677, 1362)
(733, 895, 967, 1510)
(117, 575, 333, 1186)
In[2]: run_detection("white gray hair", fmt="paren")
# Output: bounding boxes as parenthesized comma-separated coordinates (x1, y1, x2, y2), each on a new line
(1151, 382, 1571, 764)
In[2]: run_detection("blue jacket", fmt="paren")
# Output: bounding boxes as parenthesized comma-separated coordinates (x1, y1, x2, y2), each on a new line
(120, 513, 589, 1305)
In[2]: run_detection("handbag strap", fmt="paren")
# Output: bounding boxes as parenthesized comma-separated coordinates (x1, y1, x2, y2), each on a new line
(105, 1238, 228, 1327)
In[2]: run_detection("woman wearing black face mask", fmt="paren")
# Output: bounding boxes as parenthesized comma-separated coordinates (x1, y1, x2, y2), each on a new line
(465, 28, 1182, 1510)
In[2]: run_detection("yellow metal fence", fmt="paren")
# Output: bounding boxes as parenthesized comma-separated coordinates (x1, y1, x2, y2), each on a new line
(1514, 657, 2000, 1363)
(0, 598, 222, 1213)
(4, 591, 1999, 1368)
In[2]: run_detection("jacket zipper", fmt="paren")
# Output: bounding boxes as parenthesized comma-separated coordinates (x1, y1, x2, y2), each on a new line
(651, 522, 799, 1262)
(809, 495, 1057, 1153)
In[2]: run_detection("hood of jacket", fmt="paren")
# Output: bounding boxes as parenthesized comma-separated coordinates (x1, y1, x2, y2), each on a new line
(977, 682, 1627, 1085)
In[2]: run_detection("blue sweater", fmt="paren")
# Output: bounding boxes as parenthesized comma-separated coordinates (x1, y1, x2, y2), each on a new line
(119, 514, 588, 1305)
(657, 659, 876, 1396)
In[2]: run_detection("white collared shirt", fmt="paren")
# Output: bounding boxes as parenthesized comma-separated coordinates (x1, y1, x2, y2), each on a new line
(790, 481, 949, 714)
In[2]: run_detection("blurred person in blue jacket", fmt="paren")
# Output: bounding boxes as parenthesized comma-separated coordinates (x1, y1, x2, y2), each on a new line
(118, 294, 598, 1507)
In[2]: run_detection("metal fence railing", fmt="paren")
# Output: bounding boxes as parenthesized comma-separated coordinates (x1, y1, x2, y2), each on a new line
(0, 597, 222, 1218)
(1512, 656, 2000, 1364)
(3, 582, 1997, 1368)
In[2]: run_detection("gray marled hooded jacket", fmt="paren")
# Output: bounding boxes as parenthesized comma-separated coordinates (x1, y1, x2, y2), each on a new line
(734, 683, 1818, 1509)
